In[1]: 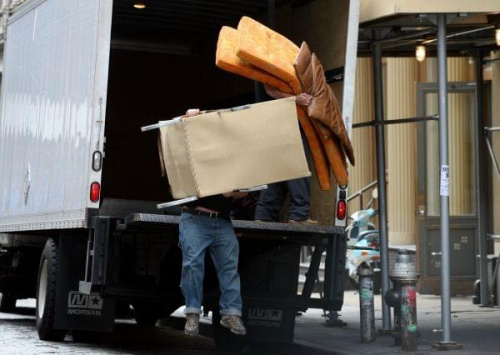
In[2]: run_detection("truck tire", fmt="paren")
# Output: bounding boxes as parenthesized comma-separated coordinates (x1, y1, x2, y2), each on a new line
(36, 238, 66, 341)
(0, 293, 17, 312)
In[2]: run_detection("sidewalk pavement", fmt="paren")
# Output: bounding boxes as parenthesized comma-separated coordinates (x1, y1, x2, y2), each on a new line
(293, 290, 500, 354)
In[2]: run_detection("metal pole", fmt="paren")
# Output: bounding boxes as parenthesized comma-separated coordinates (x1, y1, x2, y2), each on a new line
(485, 135, 500, 177)
(437, 14, 452, 344)
(359, 269, 376, 343)
(475, 50, 490, 307)
(372, 29, 391, 331)
(353, 115, 439, 129)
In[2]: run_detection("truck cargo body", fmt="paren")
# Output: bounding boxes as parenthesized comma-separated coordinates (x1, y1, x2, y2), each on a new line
(0, 0, 358, 348)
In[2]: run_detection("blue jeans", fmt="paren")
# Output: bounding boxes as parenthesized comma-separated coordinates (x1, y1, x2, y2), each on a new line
(254, 177, 311, 221)
(179, 212, 242, 316)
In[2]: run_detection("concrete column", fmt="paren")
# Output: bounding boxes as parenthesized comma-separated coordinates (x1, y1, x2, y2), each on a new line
(349, 58, 377, 212)
(386, 58, 418, 245)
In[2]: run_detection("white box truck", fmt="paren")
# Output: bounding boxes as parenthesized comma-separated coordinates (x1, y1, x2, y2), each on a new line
(0, 0, 358, 350)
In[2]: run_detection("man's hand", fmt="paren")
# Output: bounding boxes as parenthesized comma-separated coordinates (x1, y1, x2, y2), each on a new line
(264, 84, 312, 106)
(296, 93, 312, 106)
(184, 108, 201, 117)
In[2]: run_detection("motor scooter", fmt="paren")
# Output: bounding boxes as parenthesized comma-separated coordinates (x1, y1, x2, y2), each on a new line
(346, 200, 381, 294)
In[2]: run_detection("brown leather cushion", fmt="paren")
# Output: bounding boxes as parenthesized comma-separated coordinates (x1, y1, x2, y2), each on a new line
(295, 44, 355, 166)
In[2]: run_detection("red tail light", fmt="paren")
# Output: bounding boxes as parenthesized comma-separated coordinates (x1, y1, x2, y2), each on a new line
(90, 182, 100, 202)
(336, 200, 347, 220)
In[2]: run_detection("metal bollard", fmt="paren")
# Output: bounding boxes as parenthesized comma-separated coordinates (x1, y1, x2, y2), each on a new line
(388, 250, 420, 352)
(358, 268, 376, 343)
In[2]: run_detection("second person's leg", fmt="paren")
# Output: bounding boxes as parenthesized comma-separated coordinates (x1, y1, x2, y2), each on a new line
(286, 177, 311, 222)
(254, 182, 287, 222)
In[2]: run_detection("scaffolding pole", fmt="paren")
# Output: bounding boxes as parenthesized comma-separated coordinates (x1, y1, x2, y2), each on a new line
(437, 13, 452, 344)
(372, 29, 391, 331)
(475, 49, 490, 307)
(432, 14, 462, 350)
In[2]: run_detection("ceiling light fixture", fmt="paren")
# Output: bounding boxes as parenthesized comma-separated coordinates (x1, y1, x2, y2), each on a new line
(134, 1, 146, 9)
(415, 45, 426, 62)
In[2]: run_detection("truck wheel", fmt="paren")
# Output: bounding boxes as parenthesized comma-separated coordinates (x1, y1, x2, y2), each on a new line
(212, 311, 246, 352)
(0, 293, 17, 312)
(36, 238, 66, 341)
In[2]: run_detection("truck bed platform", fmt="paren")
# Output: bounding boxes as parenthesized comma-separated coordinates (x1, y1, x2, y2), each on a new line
(123, 213, 344, 243)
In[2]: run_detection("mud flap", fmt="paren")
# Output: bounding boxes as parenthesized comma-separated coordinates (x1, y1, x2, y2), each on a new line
(53, 234, 116, 331)
(239, 242, 300, 344)
(244, 306, 296, 343)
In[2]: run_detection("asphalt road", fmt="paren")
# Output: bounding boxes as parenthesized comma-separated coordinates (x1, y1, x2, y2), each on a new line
(0, 299, 219, 355)
(0, 299, 328, 355)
